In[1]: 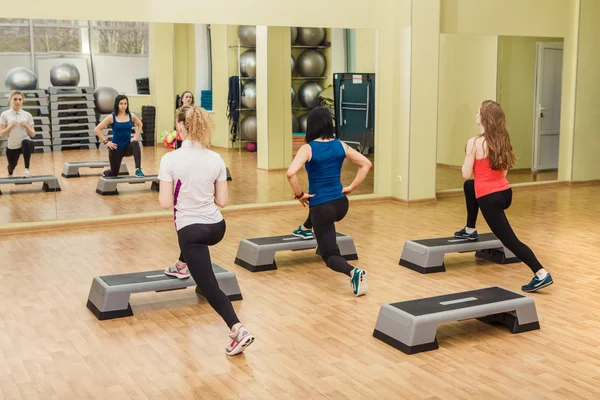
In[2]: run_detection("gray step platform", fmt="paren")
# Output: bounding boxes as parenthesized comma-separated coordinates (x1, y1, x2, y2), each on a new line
(373, 286, 540, 355)
(96, 175, 159, 195)
(52, 108, 95, 118)
(33, 138, 52, 146)
(52, 115, 96, 124)
(0, 105, 49, 114)
(52, 137, 96, 145)
(86, 263, 243, 320)
(33, 117, 51, 125)
(52, 123, 95, 131)
(48, 86, 93, 94)
(0, 175, 61, 195)
(399, 233, 519, 274)
(234, 232, 358, 272)
(50, 99, 95, 107)
(62, 161, 129, 178)
(33, 146, 52, 153)
(53, 143, 96, 151)
(0, 97, 48, 106)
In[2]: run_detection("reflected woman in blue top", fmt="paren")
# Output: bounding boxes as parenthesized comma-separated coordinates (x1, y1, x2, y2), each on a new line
(94, 95, 145, 178)
(287, 107, 372, 297)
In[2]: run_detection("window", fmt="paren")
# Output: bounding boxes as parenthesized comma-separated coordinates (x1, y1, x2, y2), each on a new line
(91, 21, 149, 55)
(0, 19, 30, 53)
(32, 20, 87, 53)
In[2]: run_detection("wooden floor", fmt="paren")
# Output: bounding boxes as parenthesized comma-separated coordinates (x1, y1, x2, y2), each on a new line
(1, 184, 599, 399)
(0, 146, 375, 224)
(436, 164, 559, 191)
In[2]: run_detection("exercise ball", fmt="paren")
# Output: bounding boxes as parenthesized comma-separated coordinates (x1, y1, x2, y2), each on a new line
(93, 87, 119, 114)
(291, 27, 298, 44)
(4, 67, 37, 90)
(246, 142, 257, 152)
(238, 25, 256, 46)
(298, 81, 323, 109)
(291, 55, 296, 73)
(298, 114, 308, 133)
(296, 27, 326, 46)
(240, 50, 257, 77)
(50, 62, 80, 87)
(291, 86, 296, 103)
(296, 49, 327, 77)
(292, 114, 299, 132)
(241, 82, 256, 109)
(240, 116, 257, 141)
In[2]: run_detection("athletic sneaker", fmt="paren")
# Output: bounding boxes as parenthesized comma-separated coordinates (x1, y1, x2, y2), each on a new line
(454, 227, 479, 240)
(522, 273, 553, 293)
(102, 170, 111, 177)
(164, 262, 191, 279)
(292, 225, 313, 239)
(23, 168, 31, 178)
(350, 268, 368, 297)
(226, 324, 254, 356)
(135, 168, 145, 177)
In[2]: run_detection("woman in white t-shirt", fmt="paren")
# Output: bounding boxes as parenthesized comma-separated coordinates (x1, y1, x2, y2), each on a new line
(0, 90, 36, 177)
(158, 105, 254, 356)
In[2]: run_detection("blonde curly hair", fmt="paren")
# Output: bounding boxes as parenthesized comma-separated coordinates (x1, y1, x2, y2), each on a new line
(176, 105, 214, 148)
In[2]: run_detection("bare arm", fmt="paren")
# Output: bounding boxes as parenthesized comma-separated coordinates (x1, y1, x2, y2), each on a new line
(462, 137, 476, 180)
(0, 122, 13, 138)
(131, 114, 143, 141)
(22, 121, 35, 138)
(342, 143, 372, 194)
(286, 144, 315, 206)
(158, 180, 174, 209)
(214, 180, 228, 208)
(94, 115, 113, 143)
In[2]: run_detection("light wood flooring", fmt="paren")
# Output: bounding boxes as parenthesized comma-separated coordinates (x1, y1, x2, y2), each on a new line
(436, 164, 559, 191)
(0, 146, 375, 225)
(0, 184, 599, 399)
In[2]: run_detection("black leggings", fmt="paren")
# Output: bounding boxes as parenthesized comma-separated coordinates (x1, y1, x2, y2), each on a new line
(107, 141, 141, 176)
(177, 220, 240, 329)
(6, 139, 34, 173)
(463, 179, 543, 274)
(305, 196, 355, 276)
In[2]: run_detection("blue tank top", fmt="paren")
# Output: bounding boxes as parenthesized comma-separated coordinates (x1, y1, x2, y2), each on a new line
(305, 139, 346, 207)
(112, 113, 133, 149)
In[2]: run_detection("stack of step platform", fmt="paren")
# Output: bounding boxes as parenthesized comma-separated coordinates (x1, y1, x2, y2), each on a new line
(49, 86, 97, 151)
(0, 89, 52, 155)
(141, 105, 155, 146)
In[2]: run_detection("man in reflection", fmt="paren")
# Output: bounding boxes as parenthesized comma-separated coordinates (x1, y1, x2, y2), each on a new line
(0, 90, 36, 177)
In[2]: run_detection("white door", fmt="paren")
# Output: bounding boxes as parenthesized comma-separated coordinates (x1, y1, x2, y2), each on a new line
(533, 42, 563, 171)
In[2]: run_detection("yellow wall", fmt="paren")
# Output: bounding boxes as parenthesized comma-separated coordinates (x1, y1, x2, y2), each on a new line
(437, 34, 498, 168)
(572, 0, 600, 181)
(355, 29, 377, 73)
(209, 25, 231, 148)
(496, 36, 564, 170)
(173, 24, 197, 101)
(148, 23, 175, 137)
(127, 95, 152, 114)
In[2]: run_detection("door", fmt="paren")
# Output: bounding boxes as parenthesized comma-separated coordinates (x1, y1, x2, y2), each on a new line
(533, 42, 563, 171)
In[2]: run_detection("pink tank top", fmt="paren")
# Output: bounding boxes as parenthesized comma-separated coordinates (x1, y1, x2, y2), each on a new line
(473, 157, 510, 199)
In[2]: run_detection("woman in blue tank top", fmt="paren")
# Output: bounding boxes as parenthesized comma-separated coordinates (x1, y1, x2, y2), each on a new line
(94, 95, 145, 177)
(287, 107, 372, 297)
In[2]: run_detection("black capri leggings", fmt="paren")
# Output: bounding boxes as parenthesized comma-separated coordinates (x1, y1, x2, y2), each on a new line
(463, 179, 544, 274)
(6, 138, 35, 172)
(107, 141, 141, 176)
(177, 219, 240, 329)
(303, 196, 355, 276)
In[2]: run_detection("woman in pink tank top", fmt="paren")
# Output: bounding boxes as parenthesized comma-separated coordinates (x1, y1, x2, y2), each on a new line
(454, 100, 553, 293)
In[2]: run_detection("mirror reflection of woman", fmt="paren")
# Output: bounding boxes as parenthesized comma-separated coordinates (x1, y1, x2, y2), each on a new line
(174, 91, 195, 149)
(457, 100, 553, 293)
(94, 95, 145, 178)
(0, 90, 36, 177)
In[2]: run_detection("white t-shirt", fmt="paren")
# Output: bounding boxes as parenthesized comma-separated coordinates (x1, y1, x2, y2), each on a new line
(158, 141, 227, 231)
(0, 109, 34, 149)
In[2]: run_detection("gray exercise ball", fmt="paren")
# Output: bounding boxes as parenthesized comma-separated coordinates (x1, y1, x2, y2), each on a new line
(241, 82, 256, 109)
(296, 27, 326, 46)
(50, 62, 80, 87)
(240, 115, 257, 141)
(291, 55, 296, 73)
(4, 67, 38, 90)
(291, 86, 296, 103)
(94, 87, 119, 114)
(292, 114, 299, 132)
(238, 25, 256, 46)
(298, 81, 323, 109)
(298, 114, 308, 133)
(291, 27, 298, 44)
(240, 50, 257, 77)
(296, 49, 327, 77)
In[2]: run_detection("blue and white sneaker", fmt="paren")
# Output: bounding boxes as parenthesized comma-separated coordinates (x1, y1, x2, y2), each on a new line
(292, 225, 313, 240)
(350, 268, 368, 297)
(454, 227, 479, 240)
(522, 273, 553, 293)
